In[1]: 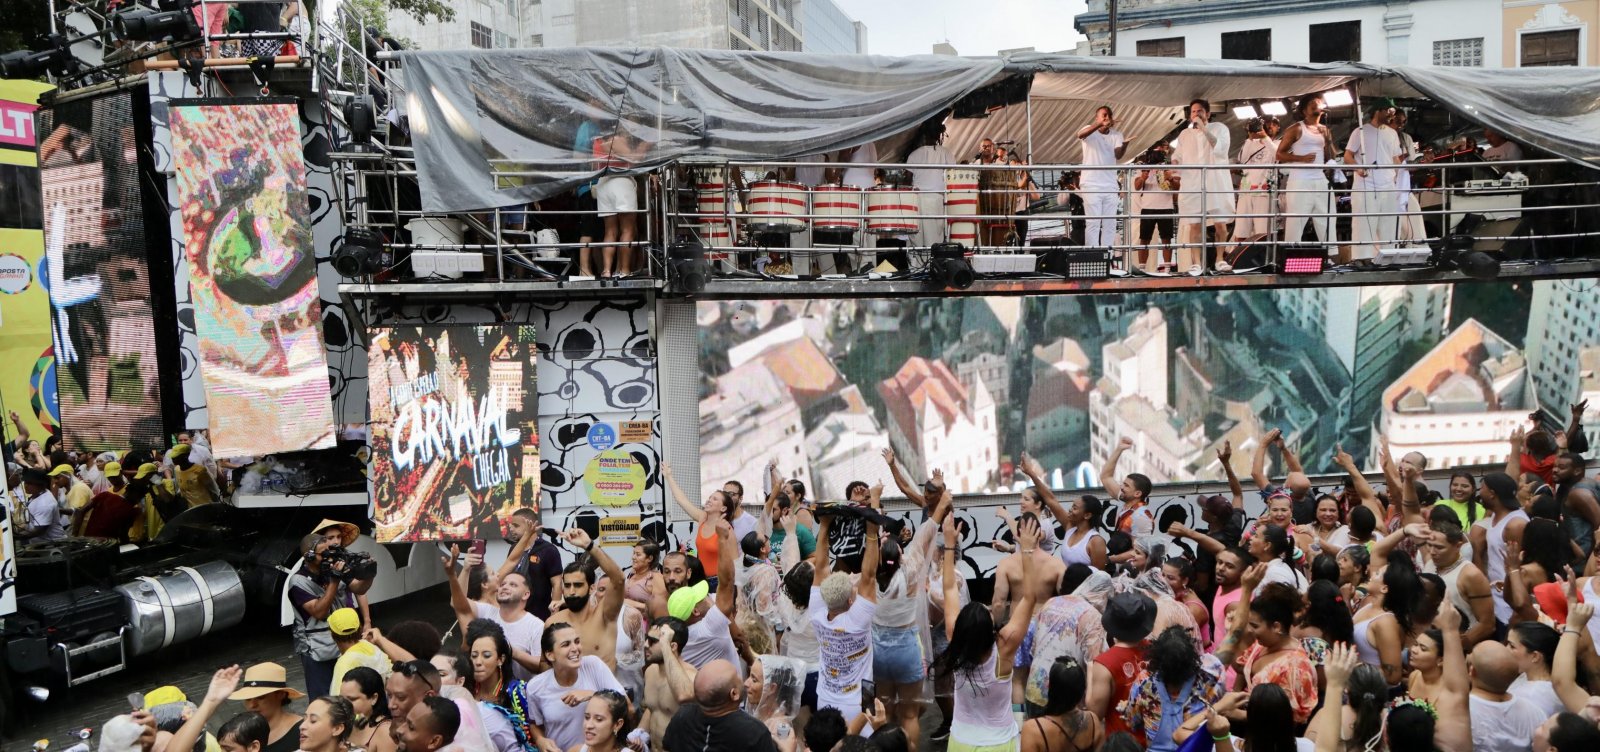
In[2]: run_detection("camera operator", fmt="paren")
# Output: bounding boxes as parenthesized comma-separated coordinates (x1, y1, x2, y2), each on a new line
(288, 520, 376, 697)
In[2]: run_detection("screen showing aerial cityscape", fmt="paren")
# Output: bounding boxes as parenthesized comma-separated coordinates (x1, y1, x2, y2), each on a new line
(697, 279, 1589, 499)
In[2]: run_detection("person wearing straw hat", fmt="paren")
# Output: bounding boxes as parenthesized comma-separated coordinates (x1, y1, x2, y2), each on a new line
(229, 663, 307, 752)
(289, 524, 363, 698)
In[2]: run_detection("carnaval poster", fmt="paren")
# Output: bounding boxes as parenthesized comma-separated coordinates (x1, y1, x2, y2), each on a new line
(0, 80, 58, 451)
(168, 99, 336, 458)
(368, 325, 540, 542)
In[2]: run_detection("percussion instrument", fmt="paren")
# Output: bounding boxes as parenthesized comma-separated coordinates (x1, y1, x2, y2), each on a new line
(866, 185, 918, 235)
(812, 183, 863, 233)
(695, 181, 737, 247)
(945, 168, 980, 247)
(747, 180, 808, 233)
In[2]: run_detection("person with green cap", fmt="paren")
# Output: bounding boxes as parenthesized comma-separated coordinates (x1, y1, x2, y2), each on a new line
(666, 516, 741, 672)
(1344, 98, 1404, 261)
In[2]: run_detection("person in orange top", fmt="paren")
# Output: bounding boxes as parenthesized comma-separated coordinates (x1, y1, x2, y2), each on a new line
(662, 462, 735, 592)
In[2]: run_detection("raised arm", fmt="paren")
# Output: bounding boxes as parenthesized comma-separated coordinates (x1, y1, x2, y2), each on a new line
(1332, 444, 1383, 523)
(494, 531, 534, 586)
(1169, 523, 1226, 557)
(1217, 441, 1244, 509)
(1023, 453, 1074, 530)
(1432, 600, 1472, 752)
(1251, 428, 1281, 490)
(565, 528, 625, 622)
(656, 624, 696, 704)
(941, 514, 961, 641)
(1101, 436, 1132, 500)
(1506, 427, 1525, 480)
(1215, 562, 1266, 669)
(855, 484, 883, 601)
(168, 667, 242, 752)
(1567, 399, 1590, 455)
(1281, 438, 1305, 475)
(661, 463, 706, 524)
(882, 448, 926, 508)
(1554, 596, 1593, 712)
(1315, 645, 1357, 752)
(713, 518, 737, 617)
(1372, 523, 1427, 562)
(443, 544, 475, 632)
(811, 515, 833, 585)
(1376, 435, 1403, 503)
(999, 517, 1040, 667)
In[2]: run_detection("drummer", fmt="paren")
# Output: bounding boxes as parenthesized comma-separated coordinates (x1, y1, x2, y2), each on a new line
(905, 116, 953, 247)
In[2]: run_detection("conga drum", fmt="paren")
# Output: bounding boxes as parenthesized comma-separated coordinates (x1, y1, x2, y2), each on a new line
(866, 185, 919, 236)
(695, 180, 735, 263)
(945, 168, 980, 247)
(747, 180, 808, 234)
(812, 184, 863, 235)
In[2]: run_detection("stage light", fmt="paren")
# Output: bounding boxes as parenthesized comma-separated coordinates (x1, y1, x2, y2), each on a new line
(928, 242, 975, 290)
(332, 228, 386, 277)
(1, 40, 71, 79)
(1260, 100, 1288, 117)
(1041, 248, 1111, 279)
(1322, 88, 1354, 108)
(1454, 250, 1501, 280)
(1232, 103, 1258, 120)
(1278, 244, 1327, 275)
(343, 95, 378, 151)
(669, 241, 711, 293)
(113, 2, 202, 43)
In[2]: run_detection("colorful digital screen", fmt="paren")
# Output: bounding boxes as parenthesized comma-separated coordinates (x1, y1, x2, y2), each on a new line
(0, 90, 58, 450)
(697, 281, 1577, 497)
(168, 100, 336, 458)
(38, 91, 165, 452)
(367, 325, 541, 542)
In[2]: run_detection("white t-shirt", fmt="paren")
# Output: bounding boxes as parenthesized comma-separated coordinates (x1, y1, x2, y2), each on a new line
(841, 143, 878, 189)
(1469, 693, 1546, 752)
(473, 602, 545, 682)
(730, 511, 760, 547)
(25, 490, 64, 543)
(1079, 129, 1125, 188)
(525, 655, 625, 751)
(681, 604, 742, 672)
(1345, 125, 1402, 185)
(808, 586, 877, 714)
(906, 144, 953, 193)
(1508, 675, 1565, 719)
(1261, 558, 1308, 593)
(1238, 137, 1279, 188)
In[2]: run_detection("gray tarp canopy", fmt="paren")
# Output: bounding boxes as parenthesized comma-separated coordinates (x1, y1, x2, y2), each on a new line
(399, 49, 1600, 213)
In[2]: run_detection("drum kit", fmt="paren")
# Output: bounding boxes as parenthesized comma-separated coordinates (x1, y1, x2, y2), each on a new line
(692, 169, 987, 261)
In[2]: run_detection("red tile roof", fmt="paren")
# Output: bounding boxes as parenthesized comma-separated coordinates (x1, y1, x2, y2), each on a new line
(878, 357, 969, 447)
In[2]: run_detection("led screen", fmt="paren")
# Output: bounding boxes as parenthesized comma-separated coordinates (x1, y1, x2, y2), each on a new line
(168, 100, 336, 458)
(697, 281, 1588, 498)
(38, 91, 165, 452)
(0, 91, 57, 449)
(368, 325, 541, 542)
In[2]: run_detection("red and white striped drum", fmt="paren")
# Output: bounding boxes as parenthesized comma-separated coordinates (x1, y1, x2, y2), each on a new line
(695, 181, 736, 246)
(747, 180, 808, 233)
(945, 168, 980, 246)
(866, 185, 919, 235)
(812, 183, 862, 232)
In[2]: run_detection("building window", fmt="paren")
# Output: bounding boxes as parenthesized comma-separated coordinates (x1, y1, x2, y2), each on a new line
(528, 34, 544, 47)
(1221, 29, 1271, 60)
(1308, 21, 1360, 63)
(493, 30, 513, 48)
(1136, 37, 1186, 58)
(471, 21, 493, 49)
(1433, 37, 1483, 66)
(1522, 30, 1580, 66)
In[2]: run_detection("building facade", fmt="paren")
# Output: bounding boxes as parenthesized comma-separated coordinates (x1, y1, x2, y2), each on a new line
(1375, 319, 1537, 468)
(1524, 277, 1600, 421)
(1074, 0, 1504, 66)
(802, 0, 868, 54)
(389, 0, 816, 52)
(1503, 2, 1599, 66)
(878, 357, 998, 494)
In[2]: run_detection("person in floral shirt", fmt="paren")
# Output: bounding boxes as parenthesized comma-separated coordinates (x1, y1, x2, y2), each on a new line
(1124, 626, 1227, 752)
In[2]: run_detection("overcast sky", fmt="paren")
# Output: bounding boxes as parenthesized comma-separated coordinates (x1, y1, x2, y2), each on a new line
(832, 0, 1090, 56)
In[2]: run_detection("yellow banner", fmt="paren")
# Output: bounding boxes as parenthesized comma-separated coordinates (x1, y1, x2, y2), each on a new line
(0, 83, 56, 445)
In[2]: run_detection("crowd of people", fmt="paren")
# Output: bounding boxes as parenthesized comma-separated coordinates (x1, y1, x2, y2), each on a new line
(55, 398, 1600, 752)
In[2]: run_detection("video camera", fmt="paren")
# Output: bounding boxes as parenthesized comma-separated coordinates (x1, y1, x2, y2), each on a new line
(317, 547, 378, 584)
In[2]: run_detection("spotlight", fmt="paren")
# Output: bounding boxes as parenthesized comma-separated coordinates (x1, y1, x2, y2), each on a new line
(0, 38, 71, 79)
(343, 95, 378, 152)
(332, 228, 385, 277)
(1259, 100, 1288, 117)
(1231, 103, 1258, 120)
(669, 241, 711, 293)
(1321, 88, 1354, 108)
(1453, 250, 1501, 280)
(928, 242, 975, 290)
(113, 2, 201, 44)
(1278, 244, 1327, 275)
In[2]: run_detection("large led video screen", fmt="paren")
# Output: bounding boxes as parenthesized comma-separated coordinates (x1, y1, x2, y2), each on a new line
(368, 325, 541, 542)
(697, 280, 1591, 498)
(168, 99, 337, 458)
(38, 91, 166, 452)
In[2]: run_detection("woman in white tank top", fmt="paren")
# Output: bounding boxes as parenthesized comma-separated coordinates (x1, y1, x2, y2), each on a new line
(1277, 96, 1337, 245)
(1057, 495, 1108, 570)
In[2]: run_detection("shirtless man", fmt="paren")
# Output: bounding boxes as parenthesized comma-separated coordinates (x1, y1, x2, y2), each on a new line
(546, 528, 625, 669)
(640, 618, 697, 746)
(991, 511, 1066, 622)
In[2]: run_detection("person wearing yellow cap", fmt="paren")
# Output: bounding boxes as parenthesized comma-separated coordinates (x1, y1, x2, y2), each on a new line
(48, 462, 93, 530)
(126, 463, 166, 544)
(328, 607, 390, 694)
(156, 443, 223, 509)
(79, 460, 140, 543)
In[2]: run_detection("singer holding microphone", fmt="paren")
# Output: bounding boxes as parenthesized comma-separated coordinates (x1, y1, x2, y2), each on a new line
(1170, 99, 1235, 276)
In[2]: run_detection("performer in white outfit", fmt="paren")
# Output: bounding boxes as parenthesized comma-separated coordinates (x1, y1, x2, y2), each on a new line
(1344, 99, 1404, 260)
(1075, 106, 1127, 248)
(1392, 109, 1427, 244)
(904, 117, 953, 247)
(1170, 99, 1234, 276)
(1227, 118, 1278, 265)
(1275, 95, 1338, 247)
